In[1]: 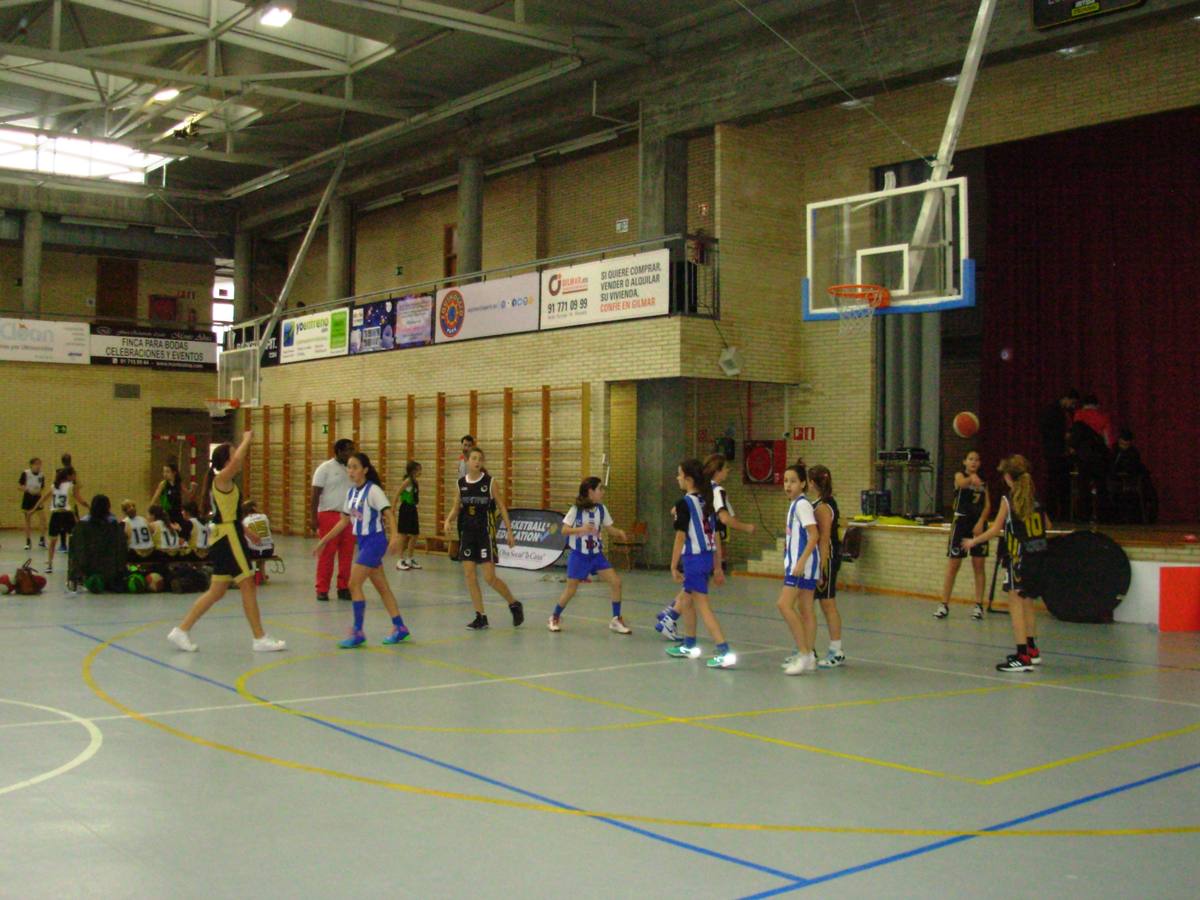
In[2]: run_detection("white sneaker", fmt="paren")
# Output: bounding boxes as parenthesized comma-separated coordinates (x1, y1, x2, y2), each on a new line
(784, 652, 817, 676)
(407, 559, 422, 570)
(972, 604, 984, 620)
(547, 615, 562, 632)
(781, 652, 798, 670)
(933, 603, 949, 619)
(395, 560, 411, 571)
(252, 635, 287, 652)
(168, 627, 197, 652)
(609, 616, 632, 635)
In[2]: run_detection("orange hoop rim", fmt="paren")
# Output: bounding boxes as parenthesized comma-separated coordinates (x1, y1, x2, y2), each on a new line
(827, 283, 892, 309)
(204, 397, 240, 416)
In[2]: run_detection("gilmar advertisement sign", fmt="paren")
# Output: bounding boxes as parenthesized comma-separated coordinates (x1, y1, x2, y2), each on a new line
(540, 249, 669, 330)
(495, 508, 567, 570)
(89, 325, 216, 371)
(0, 317, 89, 364)
(434, 272, 539, 344)
(280, 308, 350, 364)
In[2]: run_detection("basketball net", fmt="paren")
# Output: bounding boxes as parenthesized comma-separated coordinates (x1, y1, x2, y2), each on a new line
(828, 284, 891, 336)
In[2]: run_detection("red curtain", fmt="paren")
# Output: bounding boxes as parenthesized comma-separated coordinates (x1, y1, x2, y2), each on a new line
(979, 107, 1200, 523)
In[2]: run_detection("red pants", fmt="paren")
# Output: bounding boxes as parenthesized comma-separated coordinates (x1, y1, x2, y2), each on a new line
(315, 510, 354, 593)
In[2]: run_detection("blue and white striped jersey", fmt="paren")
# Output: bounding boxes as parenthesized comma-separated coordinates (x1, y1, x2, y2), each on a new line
(345, 482, 390, 537)
(673, 492, 716, 556)
(563, 503, 613, 554)
(784, 496, 820, 578)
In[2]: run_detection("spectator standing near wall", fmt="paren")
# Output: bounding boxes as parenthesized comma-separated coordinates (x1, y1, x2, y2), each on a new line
(312, 438, 356, 602)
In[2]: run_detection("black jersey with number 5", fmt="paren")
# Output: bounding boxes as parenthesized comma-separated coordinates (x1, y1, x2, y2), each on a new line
(459, 472, 497, 535)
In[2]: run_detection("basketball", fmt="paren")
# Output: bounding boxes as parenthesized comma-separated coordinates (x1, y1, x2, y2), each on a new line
(952, 411, 980, 439)
(85, 574, 106, 594)
(127, 572, 146, 594)
(145, 572, 165, 593)
(0, 575, 11, 594)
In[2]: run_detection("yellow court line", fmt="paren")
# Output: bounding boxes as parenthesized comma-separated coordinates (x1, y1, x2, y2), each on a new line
(76, 622, 1200, 837)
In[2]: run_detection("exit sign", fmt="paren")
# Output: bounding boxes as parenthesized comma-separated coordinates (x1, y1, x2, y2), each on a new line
(322, 424, 329, 435)
(53, 424, 67, 434)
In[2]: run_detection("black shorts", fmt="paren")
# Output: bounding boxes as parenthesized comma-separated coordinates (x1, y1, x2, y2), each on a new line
(21, 493, 40, 512)
(1008, 552, 1047, 600)
(947, 520, 988, 558)
(816, 555, 841, 600)
(48, 511, 76, 537)
(208, 526, 254, 584)
(397, 504, 420, 535)
(458, 530, 496, 564)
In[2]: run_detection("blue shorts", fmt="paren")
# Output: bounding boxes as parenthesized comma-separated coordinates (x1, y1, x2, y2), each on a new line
(784, 573, 818, 591)
(567, 550, 612, 581)
(680, 553, 714, 594)
(354, 532, 389, 569)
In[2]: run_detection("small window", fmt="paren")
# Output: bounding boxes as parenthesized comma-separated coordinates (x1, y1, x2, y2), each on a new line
(443, 224, 457, 278)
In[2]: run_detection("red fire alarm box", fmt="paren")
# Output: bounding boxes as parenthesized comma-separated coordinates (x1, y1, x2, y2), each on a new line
(743, 440, 787, 485)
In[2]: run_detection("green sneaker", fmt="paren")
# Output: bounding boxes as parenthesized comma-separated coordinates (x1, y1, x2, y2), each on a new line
(707, 651, 737, 669)
(666, 644, 700, 659)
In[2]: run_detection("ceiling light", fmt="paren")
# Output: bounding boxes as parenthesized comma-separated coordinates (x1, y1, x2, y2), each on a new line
(838, 97, 874, 110)
(1056, 44, 1097, 59)
(940, 75, 959, 86)
(152, 88, 180, 103)
(259, 1, 295, 28)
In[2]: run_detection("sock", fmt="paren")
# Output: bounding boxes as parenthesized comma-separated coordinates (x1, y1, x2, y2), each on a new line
(352, 601, 365, 631)
(391, 614, 405, 629)
(829, 640, 843, 653)
(1026, 636, 1038, 650)
(552, 604, 564, 618)
(611, 602, 621, 617)
(716, 642, 729, 654)
(1017, 643, 1027, 658)
(667, 607, 680, 621)
(683, 636, 696, 649)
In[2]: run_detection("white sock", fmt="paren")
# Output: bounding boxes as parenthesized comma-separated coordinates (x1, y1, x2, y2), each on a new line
(829, 640, 843, 653)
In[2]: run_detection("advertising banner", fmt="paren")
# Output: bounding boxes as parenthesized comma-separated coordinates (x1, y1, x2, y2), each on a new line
(350, 295, 433, 354)
(89, 325, 216, 371)
(495, 508, 567, 570)
(280, 307, 350, 364)
(540, 248, 669, 330)
(0, 317, 89, 364)
(225, 320, 280, 366)
(434, 272, 539, 344)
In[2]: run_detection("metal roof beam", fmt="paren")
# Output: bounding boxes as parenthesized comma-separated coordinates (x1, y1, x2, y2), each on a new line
(326, 0, 651, 64)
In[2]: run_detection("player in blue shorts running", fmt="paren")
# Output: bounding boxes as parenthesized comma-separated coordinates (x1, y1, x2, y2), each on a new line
(548, 476, 631, 634)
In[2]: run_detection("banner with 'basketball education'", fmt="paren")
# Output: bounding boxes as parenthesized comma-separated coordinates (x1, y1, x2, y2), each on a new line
(495, 508, 567, 570)
(539, 248, 670, 330)
(280, 307, 349, 364)
(433, 272, 539, 344)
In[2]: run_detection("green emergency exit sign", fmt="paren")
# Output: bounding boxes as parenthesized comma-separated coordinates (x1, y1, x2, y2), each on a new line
(53, 424, 67, 434)
(322, 424, 329, 434)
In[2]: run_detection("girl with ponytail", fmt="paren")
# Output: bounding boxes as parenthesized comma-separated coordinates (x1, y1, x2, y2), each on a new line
(963, 454, 1051, 672)
(168, 431, 286, 654)
(778, 459, 820, 675)
(313, 452, 411, 648)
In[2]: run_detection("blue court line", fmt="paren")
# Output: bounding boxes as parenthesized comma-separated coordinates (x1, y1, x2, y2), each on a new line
(64, 625, 809, 887)
(737, 760, 1200, 899)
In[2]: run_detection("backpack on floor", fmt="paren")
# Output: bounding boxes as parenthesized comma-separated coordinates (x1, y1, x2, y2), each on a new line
(14, 560, 46, 595)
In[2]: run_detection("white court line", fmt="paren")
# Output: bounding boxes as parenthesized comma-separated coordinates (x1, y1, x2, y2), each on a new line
(0, 647, 788, 731)
(0, 698, 104, 795)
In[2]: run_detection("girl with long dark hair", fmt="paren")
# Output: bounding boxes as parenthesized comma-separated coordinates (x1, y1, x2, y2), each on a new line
(548, 476, 631, 634)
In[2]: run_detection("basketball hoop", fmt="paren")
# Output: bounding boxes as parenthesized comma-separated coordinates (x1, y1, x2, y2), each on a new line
(828, 284, 891, 335)
(204, 397, 240, 418)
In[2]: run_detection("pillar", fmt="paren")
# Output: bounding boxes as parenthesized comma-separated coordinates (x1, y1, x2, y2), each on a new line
(326, 196, 351, 302)
(457, 156, 483, 277)
(638, 134, 687, 242)
(233, 229, 251, 320)
(21, 209, 42, 314)
(636, 378, 689, 566)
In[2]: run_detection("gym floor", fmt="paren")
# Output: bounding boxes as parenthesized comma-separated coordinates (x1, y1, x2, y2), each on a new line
(1, 535, 1197, 898)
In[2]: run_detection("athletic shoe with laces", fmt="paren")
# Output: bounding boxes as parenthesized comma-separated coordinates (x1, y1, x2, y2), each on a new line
(509, 601, 524, 627)
(706, 651, 737, 669)
(666, 644, 701, 659)
(337, 588, 352, 601)
(337, 631, 365, 649)
(316, 592, 330, 602)
(996, 654, 1033, 673)
(933, 603, 949, 619)
(39, 537, 46, 548)
(972, 604, 984, 620)
(395, 560, 411, 571)
(1028, 647, 1042, 665)
(784, 653, 817, 676)
(23, 542, 30, 551)
(253, 635, 287, 652)
(407, 559, 422, 570)
(818, 650, 846, 669)
(609, 616, 632, 635)
(382, 626, 410, 645)
(167, 627, 197, 652)
(781, 652, 798, 670)
(45, 563, 52, 574)
(547, 615, 562, 632)
(655, 615, 679, 640)
(467, 613, 489, 630)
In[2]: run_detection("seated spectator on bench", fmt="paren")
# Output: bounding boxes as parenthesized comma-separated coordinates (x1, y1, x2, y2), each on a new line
(241, 500, 275, 583)
(1110, 428, 1159, 523)
(121, 499, 155, 558)
(69, 494, 128, 591)
(182, 502, 210, 559)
